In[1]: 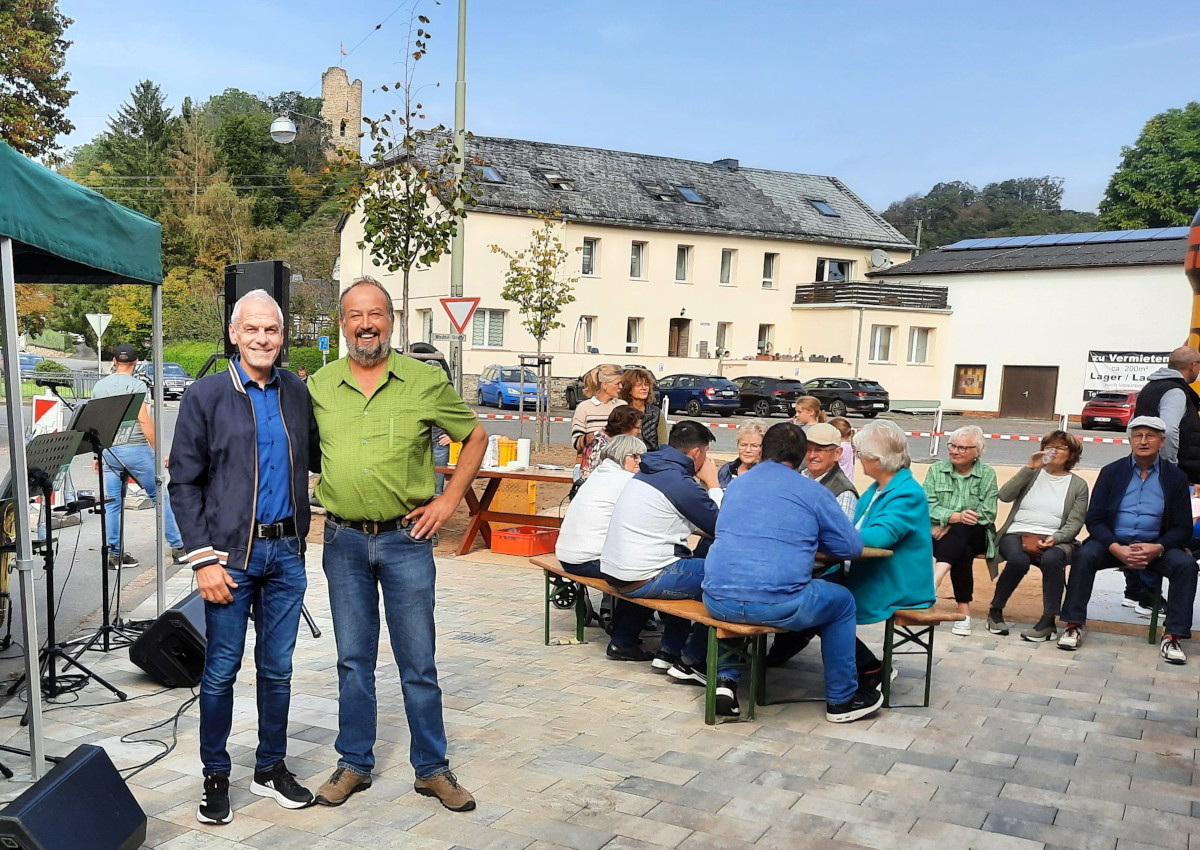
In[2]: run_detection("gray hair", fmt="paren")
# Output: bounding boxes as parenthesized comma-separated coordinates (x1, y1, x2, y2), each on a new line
(339, 276, 395, 320)
(736, 419, 767, 441)
(949, 424, 986, 456)
(230, 289, 284, 329)
(853, 419, 910, 473)
(600, 434, 647, 465)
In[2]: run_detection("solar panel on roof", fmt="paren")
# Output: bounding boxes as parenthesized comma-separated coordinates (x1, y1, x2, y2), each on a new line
(944, 238, 986, 251)
(993, 235, 1040, 248)
(1054, 232, 1095, 245)
(1112, 228, 1160, 241)
(1027, 233, 1066, 246)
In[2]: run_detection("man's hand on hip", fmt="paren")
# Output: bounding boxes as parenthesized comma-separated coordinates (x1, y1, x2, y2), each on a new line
(406, 496, 455, 539)
(196, 564, 238, 603)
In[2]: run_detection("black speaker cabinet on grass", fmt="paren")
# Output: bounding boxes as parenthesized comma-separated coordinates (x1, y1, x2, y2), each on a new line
(128, 589, 206, 688)
(224, 259, 291, 363)
(0, 745, 146, 850)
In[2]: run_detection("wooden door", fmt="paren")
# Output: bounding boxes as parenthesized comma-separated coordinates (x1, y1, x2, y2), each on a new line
(998, 366, 1059, 419)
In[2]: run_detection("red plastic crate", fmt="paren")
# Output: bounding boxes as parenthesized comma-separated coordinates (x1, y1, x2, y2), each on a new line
(490, 525, 559, 556)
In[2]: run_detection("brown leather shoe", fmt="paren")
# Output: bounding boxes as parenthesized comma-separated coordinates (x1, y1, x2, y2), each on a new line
(414, 771, 475, 811)
(314, 766, 371, 806)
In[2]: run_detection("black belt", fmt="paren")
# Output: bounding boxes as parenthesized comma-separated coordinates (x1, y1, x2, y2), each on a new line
(254, 518, 297, 539)
(326, 513, 405, 535)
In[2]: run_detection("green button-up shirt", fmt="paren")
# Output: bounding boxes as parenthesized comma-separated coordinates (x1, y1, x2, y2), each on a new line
(923, 458, 999, 558)
(309, 350, 479, 521)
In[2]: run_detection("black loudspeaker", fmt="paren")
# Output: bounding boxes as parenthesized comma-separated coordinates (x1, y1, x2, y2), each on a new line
(128, 589, 207, 688)
(224, 259, 291, 363)
(0, 745, 147, 850)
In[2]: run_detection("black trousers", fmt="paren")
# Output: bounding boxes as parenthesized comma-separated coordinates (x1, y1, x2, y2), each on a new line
(933, 523, 988, 604)
(990, 533, 1071, 619)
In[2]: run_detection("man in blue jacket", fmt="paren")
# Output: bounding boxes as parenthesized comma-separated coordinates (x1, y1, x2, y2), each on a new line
(169, 290, 320, 825)
(1059, 416, 1198, 663)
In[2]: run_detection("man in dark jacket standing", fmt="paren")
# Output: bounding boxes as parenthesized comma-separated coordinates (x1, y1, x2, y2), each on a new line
(170, 290, 319, 825)
(1058, 416, 1198, 664)
(1135, 346, 1200, 483)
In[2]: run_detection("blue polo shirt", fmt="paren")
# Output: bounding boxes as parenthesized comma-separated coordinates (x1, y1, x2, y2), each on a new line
(233, 358, 292, 524)
(1113, 455, 1164, 543)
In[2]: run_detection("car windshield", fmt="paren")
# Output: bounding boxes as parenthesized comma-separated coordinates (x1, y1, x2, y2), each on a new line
(162, 363, 189, 377)
(1092, 393, 1131, 403)
(856, 381, 885, 391)
(500, 369, 537, 383)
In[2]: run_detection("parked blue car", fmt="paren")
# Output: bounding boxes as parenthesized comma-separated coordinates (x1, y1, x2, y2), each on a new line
(657, 373, 741, 417)
(477, 364, 548, 409)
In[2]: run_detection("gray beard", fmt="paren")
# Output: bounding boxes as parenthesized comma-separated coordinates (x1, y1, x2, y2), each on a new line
(347, 335, 390, 366)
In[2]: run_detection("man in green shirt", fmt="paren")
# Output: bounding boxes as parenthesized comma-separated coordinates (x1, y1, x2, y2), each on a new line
(309, 278, 487, 812)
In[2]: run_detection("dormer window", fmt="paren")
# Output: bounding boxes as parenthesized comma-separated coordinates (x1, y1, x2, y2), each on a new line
(809, 199, 840, 217)
(642, 182, 676, 202)
(541, 170, 574, 190)
(476, 164, 505, 183)
(676, 186, 706, 205)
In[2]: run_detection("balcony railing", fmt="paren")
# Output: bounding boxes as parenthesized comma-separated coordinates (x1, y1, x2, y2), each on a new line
(793, 281, 949, 310)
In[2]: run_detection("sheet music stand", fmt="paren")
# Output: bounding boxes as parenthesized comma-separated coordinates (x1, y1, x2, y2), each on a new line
(5, 431, 128, 719)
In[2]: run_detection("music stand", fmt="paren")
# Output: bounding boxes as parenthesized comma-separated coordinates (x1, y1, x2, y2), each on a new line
(62, 393, 143, 654)
(5, 431, 128, 719)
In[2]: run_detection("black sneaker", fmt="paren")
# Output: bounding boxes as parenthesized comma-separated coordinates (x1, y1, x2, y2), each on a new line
(826, 687, 884, 723)
(858, 665, 898, 694)
(250, 760, 314, 809)
(171, 546, 188, 565)
(107, 551, 138, 570)
(605, 641, 655, 662)
(651, 650, 679, 674)
(197, 772, 232, 824)
(715, 677, 740, 717)
(667, 660, 707, 686)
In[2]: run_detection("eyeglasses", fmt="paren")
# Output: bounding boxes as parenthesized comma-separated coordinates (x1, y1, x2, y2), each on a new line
(1130, 433, 1160, 442)
(948, 443, 978, 452)
(737, 441, 762, 450)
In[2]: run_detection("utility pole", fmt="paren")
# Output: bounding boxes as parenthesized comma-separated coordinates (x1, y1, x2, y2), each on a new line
(914, 220, 923, 257)
(448, 0, 467, 394)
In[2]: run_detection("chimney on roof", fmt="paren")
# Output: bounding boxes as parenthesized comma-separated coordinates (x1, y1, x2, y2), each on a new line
(713, 158, 739, 169)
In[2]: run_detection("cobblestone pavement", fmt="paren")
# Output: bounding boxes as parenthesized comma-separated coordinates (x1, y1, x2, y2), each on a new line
(1, 547, 1198, 850)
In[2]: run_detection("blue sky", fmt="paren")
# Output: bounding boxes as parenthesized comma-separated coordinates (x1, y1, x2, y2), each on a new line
(58, 0, 1200, 213)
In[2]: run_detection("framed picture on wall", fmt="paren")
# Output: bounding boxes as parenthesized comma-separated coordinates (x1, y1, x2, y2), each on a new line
(953, 364, 986, 398)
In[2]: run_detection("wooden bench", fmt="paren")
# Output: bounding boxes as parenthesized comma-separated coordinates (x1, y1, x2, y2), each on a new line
(530, 554, 784, 725)
(881, 607, 965, 708)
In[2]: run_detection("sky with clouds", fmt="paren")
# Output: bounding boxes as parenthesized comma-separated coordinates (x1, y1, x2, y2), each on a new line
(57, 0, 1200, 213)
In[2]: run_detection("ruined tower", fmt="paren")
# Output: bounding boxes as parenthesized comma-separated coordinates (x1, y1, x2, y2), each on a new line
(320, 66, 363, 159)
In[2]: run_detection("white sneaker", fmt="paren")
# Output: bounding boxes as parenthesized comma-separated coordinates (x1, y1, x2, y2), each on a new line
(1058, 625, 1083, 650)
(1160, 635, 1187, 665)
(1134, 603, 1154, 618)
(951, 616, 971, 636)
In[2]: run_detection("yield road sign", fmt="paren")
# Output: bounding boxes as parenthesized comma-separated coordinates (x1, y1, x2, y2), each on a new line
(440, 297, 480, 335)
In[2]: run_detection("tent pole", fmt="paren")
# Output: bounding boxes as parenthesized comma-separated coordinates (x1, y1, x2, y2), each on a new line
(152, 282, 165, 615)
(0, 237, 46, 779)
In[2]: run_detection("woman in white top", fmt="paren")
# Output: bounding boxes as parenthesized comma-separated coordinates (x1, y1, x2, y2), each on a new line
(985, 430, 1089, 643)
(569, 364, 627, 479)
(555, 435, 652, 660)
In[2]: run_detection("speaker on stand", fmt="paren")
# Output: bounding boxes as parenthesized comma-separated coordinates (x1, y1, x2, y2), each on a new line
(224, 259, 291, 364)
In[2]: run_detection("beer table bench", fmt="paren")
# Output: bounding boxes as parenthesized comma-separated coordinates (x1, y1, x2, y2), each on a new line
(436, 465, 573, 556)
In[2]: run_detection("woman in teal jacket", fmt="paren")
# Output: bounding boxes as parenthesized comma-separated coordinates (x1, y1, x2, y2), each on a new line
(843, 420, 936, 688)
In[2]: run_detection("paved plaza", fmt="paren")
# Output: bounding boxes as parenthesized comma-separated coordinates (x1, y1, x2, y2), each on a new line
(0, 544, 1198, 850)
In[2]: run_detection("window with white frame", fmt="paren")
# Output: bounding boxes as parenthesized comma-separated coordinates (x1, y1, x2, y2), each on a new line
(757, 323, 774, 355)
(582, 316, 596, 350)
(472, 309, 506, 348)
(582, 238, 599, 276)
(816, 258, 853, 282)
(676, 245, 692, 282)
(762, 253, 778, 289)
(626, 317, 642, 354)
(630, 241, 647, 279)
(869, 325, 895, 362)
(720, 249, 736, 285)
(908, 327, 933, 364)
(716, 322, 731, 354)
(419, 309, 433, 344)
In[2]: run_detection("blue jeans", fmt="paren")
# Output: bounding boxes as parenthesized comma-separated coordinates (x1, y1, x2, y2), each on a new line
(322, 521, 449, 779)
(620, 557, 709, 666)
(199, 536, 307, 774)
(102, 444, 183, 550)
(433, 427, 450, 496)
(704, 579, 859, 704)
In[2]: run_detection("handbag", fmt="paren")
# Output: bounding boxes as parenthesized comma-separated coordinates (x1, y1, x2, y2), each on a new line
(1020, 533, 1047, 564)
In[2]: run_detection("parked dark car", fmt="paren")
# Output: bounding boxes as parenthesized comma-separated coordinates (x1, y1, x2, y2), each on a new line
(658, 374, 740, 417)
(732, 376, 807, 418)
(1080, 391, 1138, 430)
(802, 377, 890, 417)
(564, 364, 653, 409)
(477, 364, 547, 409)
(134, 361, 195, 400)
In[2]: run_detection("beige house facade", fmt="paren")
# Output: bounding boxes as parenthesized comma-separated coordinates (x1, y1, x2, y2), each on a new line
(338, 136, 957, 402)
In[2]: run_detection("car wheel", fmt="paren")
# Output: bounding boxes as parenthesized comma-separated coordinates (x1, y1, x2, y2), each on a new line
(566, 388, 577, 409)
(477, 390, 486, 406)
(862, 411, 878, 419)
(829, 399, 847, 417)
(719, 410, 733, 417)
(754, 399, 771, 418)
(686, 399, 702, 417)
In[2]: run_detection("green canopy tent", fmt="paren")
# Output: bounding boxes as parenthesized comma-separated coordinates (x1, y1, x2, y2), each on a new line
(0, 139, 165, 779)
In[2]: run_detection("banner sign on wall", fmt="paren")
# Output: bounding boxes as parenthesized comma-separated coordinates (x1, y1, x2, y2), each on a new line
(1083, 350, 1169, 400)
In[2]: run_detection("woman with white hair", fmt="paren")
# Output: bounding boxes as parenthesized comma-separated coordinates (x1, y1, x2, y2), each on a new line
(842, 420, 937, 691)
(923, 424, 998, 636)
(555, 434, 652, 662)
(718, 419, 766, 488)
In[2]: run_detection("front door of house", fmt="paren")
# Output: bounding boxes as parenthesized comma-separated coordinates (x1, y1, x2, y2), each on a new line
(998, 366, 1059, 419)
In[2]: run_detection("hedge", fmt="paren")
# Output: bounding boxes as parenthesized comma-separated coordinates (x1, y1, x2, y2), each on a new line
(162, 341, 337, 378)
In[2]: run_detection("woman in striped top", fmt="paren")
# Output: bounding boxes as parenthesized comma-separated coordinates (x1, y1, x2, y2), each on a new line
(570, 364, 627, 459)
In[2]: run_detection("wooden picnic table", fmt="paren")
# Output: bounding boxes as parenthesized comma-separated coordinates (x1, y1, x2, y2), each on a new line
(437, 465, 574, 555)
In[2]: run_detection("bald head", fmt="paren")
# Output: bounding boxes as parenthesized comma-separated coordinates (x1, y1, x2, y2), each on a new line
(1169, 346, 1200, 381)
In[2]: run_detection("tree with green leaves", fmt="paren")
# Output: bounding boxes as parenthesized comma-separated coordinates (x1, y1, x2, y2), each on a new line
(342, 10, 479, 351)
(491, 209, 579, 447)
(1099, 102, 1200, 229)
(92, 80, 179, 216)
(0, 0, 74, 159)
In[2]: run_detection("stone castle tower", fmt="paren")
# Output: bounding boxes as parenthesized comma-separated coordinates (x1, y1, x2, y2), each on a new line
(320, 66, 362, 159)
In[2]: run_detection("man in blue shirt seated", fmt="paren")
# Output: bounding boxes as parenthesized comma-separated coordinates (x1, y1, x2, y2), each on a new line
(702, 422, 883, 723)
(1058, 416, 1198, 663)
